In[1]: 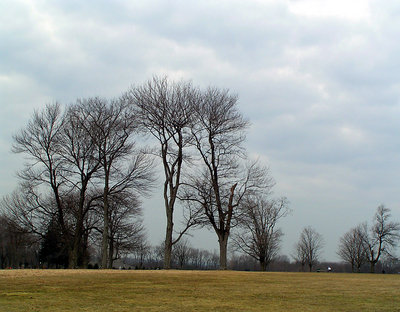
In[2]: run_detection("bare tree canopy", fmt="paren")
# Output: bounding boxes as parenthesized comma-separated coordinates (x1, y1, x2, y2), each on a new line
(12, 103, 67, 239)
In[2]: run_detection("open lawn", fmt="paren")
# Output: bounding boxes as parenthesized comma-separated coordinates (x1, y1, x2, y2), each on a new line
(0, 270, 399, 311)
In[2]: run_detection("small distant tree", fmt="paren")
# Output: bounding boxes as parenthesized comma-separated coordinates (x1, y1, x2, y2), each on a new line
(133, 240, 150, 269)
(173, 239, 193, 269)
(337, 224, 367, 272)
(363, 205, 400, 273)
(233, 194, 290, 271)
(294, 226, 323, 272)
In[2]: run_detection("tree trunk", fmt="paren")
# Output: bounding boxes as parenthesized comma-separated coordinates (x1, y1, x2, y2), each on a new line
(164, 208, 173, 269)
(69, 216, 83, 269)
(260, 259, 267, 271)
(370, 261, 375, 273)
(68, 180, 89, 269)
(82, 232, 89, 269)
(101, 207, 109, 268)
(218, 234, 229, 270)
(101, 175, 110, 269)
(108, 240, 114, 269)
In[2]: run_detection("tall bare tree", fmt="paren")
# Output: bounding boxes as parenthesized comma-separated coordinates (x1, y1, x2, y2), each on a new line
(182, 87, 255, 269)
(126, 76, 197, 269)
(362, 205, 400, 273)
(294, 226, 324, 272)
(337, 224, 367, 273)
(78, 97, 154, 268)
(233, 194, 289, 271)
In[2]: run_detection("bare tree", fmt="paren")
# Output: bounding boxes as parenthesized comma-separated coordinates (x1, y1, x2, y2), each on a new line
(173, 238, 191, 269)
(60, 101, 103, 268)
(233, 195, 289, 271)
(337, 224, 367, 273)
(126, 76, 197, 269)
(294, 226, 324, 272)
(181, 87, 256, 270)
(12, 103, 68, 244)
(78, 97, 154, 268)
(10, 102, 98, 268)
(362, 205, 400, 273)
(133, 239, 150, 269)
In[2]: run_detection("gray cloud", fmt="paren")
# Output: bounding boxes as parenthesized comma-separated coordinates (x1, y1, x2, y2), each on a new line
(1, 0, 400, 260)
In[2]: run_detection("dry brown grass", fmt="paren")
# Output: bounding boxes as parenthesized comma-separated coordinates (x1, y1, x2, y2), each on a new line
(1, 269, 399, 311)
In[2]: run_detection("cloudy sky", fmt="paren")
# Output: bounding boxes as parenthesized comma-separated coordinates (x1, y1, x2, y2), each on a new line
(1, 0, 400, 262)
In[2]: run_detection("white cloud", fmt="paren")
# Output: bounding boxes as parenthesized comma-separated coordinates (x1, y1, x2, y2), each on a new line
(288, 0, 372, 21)
(338, 126, 367, 145)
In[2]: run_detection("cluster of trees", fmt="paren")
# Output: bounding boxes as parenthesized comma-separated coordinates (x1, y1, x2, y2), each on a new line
(1, 98, 153, 269)
(2, 76, 399, 273)
(1, 76, 289, 271)
(290, 205, 400, 274)
(337, 205, 400, 273)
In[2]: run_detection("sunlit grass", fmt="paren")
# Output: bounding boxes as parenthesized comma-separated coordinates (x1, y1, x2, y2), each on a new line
(0, 270, 399, 311)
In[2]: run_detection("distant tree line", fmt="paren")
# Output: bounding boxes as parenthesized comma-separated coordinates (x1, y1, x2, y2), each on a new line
(1, 76, 399, 273)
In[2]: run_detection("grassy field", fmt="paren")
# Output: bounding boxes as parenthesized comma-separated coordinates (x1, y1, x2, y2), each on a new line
(1, 270, 399, 311)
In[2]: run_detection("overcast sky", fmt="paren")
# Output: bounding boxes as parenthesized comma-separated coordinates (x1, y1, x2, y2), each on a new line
(1, 0, 400, 262)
